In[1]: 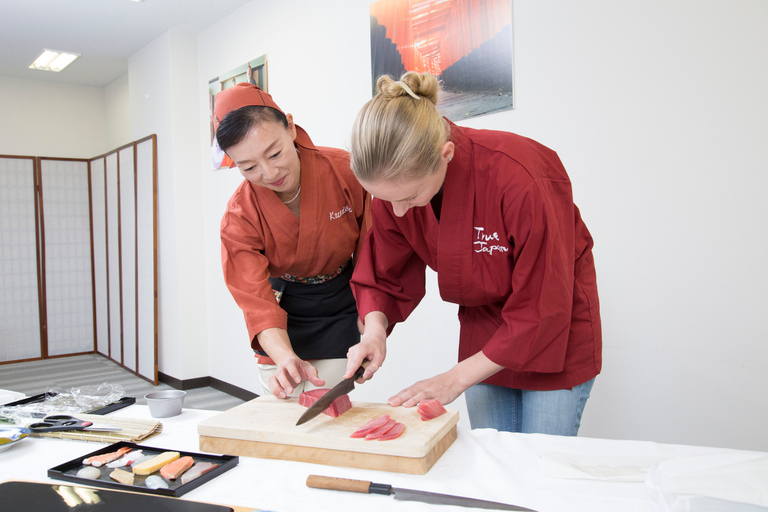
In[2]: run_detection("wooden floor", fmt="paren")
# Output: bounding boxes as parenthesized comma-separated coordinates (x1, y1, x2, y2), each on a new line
(0, 353, 246, 411)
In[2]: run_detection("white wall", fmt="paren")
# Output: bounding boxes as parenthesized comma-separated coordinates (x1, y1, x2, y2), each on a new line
(128, 29, 209, 380)
(196, 0, 768, 452)
(0, 76, 106, 158)
(104, 74, 131, 150)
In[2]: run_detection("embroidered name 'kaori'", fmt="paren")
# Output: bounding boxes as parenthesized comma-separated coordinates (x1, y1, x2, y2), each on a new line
(474, 226, 509, 255)
(330, 205, 353, 220)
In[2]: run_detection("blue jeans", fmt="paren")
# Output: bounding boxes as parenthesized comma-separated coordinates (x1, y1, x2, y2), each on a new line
(465, 378, 595, 435)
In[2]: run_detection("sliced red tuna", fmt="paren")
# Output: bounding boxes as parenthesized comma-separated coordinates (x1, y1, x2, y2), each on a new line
(417, 399, 447, 421)
(298, 389, 352, 418)
(377, 422, 405, 441)
(364, 418, 397, 440)
(350, 414, 391, 438)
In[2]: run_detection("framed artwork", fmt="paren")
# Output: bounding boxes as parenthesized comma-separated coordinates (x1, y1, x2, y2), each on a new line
(208, 54, 268, 170)
(369, 0, 513, 121)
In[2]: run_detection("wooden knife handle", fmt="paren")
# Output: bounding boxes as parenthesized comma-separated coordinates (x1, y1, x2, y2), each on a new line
(306, 475, 373, 494)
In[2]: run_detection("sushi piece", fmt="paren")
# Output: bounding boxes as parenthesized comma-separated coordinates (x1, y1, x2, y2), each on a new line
(298, 389, 352, 418)
(106, 449, 145, 468)
(377, 422, 405, 441)
(132, 451, 180, 475)
(350, 414, 391, 438)
(83, 446, 133, 467)
(159, 455, 194, 480)
(131, 454, 156, 466)
(144, 475, 169, 490)
(417, 399, 447, 421)
(180, 462, 219, 485)
(76, 466, 101, 479)
(109, 468, 134, 485)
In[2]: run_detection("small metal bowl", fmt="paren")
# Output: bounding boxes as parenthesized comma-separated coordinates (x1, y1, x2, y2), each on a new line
(144, 390, 186, 418)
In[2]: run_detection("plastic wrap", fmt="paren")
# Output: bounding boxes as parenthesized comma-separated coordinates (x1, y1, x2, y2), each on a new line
(0, 383, 126, 424)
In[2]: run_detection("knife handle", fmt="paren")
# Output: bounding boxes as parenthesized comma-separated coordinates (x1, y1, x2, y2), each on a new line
(306, 475, 391, 495)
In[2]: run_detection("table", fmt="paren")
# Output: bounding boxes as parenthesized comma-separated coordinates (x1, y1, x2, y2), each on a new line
(2, 404, 766, 512)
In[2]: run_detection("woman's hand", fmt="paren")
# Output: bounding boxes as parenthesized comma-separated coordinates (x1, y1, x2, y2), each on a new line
(388, 351, 504, 407)
(387, 372, 464, 407)
(345, 311, 388, 382)
(269, 356, 324, 399)
(256, 327, 324, 399)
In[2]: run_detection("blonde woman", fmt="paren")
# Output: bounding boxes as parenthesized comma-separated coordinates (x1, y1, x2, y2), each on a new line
(345, 72, 601, 435)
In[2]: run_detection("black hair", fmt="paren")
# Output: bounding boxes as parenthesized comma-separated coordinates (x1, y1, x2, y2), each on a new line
(216, 106, 288, 152)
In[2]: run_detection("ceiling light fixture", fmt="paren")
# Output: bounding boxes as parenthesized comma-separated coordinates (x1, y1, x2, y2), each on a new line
(29, 50, 80, 72)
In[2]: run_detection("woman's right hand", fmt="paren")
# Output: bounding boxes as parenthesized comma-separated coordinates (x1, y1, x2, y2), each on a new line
(269, 356, 324, 399)
(345, 311, 388, 382)
(256, 327, 324, 399)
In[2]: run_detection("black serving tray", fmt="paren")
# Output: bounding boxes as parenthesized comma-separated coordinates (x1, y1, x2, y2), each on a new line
(3, 393, 136, 415)
(48, 441, 239, 497)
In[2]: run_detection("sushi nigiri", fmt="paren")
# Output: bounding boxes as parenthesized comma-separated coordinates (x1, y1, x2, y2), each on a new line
(106, 449, 144, 468)
(109, 468, 134, 485)
(144, 475, 169, 490)
(180, 462, 219, 485)
(160, 455, 194, 480)
(76, 466, 101, 479)
(83, 446, 133, 467)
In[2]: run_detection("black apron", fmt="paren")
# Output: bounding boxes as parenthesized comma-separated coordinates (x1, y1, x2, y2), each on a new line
(258, 261, 359, 360)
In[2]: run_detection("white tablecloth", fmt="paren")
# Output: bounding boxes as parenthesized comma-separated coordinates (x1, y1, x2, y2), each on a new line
(1, 404, 766, 512)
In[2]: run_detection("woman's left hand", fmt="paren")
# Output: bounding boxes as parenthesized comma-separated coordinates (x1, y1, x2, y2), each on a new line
(388, 351, 505, 408)
(387, 371, 464, 408)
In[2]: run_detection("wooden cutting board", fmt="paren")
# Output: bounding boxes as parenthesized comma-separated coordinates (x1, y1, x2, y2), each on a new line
(198, 396, 459, 474)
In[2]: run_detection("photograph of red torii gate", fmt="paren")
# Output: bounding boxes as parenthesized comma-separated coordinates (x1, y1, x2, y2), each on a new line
(369, 0, 514, 121)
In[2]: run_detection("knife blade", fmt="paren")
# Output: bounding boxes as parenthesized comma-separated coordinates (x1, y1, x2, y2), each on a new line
(295, 365, 366, 426)
(306, 475, 537, 511)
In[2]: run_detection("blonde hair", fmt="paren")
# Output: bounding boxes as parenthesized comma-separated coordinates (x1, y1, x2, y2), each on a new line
(350, 72, 449, 183)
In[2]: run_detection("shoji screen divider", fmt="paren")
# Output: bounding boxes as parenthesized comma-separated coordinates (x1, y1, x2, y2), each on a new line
(90, 135, 158, 384)
(0, 155, 42, 362)
(0, 136, 157, 384)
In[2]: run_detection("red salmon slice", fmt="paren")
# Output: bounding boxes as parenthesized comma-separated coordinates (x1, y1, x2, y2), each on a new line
(298, 389, 352, 418)
(377, 422, 405, 441)
(350, 414, 391, 438)
(364, 418, 397, 440)
(160, 455, 194, 480)
(417, 399, 447, 421)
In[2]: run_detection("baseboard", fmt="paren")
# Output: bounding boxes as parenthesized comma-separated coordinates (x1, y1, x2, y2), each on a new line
(158, 373, 259, 402)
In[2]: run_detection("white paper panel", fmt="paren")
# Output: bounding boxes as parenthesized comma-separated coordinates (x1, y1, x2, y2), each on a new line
(0, 157, 41, 361)
(119, 147, 137, 372)
(105, 153, 122, 362)
(136, 139, 156, 381)
(90, 158, 109, 356)
(40, 160, 94, 356)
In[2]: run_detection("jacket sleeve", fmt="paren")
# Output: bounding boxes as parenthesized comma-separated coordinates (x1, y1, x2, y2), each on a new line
(350, 199, 427, 335)
(353, 187, 372, 266)
(482, 178, 576, 373)
(220, 203, 287, 349)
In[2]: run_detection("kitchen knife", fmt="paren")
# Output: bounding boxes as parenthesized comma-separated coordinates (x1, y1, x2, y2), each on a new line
(306, 475, 537, 511)
(295, 364, 366, 426)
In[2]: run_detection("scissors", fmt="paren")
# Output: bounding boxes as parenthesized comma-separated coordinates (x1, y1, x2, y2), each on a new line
(28, 415, 121, 433)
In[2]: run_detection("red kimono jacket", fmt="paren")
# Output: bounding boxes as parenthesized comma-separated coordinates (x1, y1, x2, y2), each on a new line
(221, 126, 370, 350)
(351, 121, 601, 390)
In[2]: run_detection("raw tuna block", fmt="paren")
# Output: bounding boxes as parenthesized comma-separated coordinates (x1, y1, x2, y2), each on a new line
(299, 389, 352, 418)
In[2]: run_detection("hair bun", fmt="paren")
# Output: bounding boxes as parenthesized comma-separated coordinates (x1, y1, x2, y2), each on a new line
(376, 72, 439, 106)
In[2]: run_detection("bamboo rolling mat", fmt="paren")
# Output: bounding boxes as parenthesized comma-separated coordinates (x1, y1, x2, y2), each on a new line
(28, 414, 162, 443)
